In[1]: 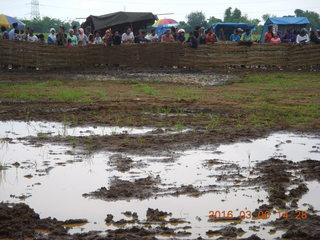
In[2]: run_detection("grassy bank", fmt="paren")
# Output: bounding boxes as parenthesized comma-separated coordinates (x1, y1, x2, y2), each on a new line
(0, 73, 319, 131)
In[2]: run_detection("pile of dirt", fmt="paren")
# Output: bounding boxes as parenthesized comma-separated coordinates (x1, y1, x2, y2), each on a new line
(82, 176, 161, 200)
(108, 154, 133, 172)
(0, 203, 88, 239)
(271, 212, 320, 239)
(206, 226, 245, 237)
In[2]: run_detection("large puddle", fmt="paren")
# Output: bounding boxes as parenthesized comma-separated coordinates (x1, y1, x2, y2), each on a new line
(0, 121, 319, 239)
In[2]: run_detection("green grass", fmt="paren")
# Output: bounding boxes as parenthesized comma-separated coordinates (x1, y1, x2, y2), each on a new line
(135, 83, 159, 96)
(51, 90, 90, 103)
(167, 88, 203, 101)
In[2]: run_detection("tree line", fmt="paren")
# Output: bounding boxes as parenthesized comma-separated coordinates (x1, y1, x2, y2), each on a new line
(18, 7, 320, 34)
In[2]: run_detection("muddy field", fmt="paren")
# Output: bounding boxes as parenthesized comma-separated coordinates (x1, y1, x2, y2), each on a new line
(0, 70, 319, 240)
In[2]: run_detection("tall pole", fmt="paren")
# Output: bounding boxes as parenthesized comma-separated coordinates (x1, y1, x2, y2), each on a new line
(31, 0, 40, 19)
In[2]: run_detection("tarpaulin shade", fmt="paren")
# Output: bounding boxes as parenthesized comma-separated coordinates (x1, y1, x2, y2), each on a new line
(260, 17, 310, 43)
(81, 11, 157, 34)
(0, 14, 25, 29)
(211, 22, 255, 41)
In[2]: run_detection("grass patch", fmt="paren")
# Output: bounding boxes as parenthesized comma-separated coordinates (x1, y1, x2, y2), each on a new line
(135, 83, 159, 96)
(51, 90, 90, 103)
(167, 88, 203, 101)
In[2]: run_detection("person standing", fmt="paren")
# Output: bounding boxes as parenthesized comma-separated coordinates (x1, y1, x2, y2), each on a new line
(122, 27, 134, 44)
(264, 25, 274, 43)
(9, 22, 18, 40)
(296, 28, 310, 44)
(103, 29, 113, 46)
(56, 26, 67, 46)
(270, 33, 281, 43)
(67, 29, 78, 46)
(145, 29, 159, 42)
(48, 28, 56, 45)
(78, 28, 88, 45)
(112, 31, 122, 45)
(230, 29, 241, 42)
(176, 29, 186, 43)
(206, 28, 218, 44)
(27, 29, 38, 42)
(161, 30, 175, 42)
(240, 28, 254, 42)
(282, 28, 296, 43)
(1, 26, 9, 39)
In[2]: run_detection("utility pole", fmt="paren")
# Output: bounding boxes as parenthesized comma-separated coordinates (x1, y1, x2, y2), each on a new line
(31, 0, 40, 19)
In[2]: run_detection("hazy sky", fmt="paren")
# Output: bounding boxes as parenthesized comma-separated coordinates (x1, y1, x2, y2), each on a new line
(3, 0, 320, 24)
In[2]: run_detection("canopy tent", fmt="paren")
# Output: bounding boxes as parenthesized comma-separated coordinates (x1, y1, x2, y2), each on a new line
(81, 11, 157, 34)
(0, 14, 25, 29)
(211, 22, 255, 41)
(260, 17, 310, 43)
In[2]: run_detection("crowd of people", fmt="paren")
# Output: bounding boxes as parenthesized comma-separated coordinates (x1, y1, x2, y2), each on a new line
(264, 25, 320, 44)
(1, 22, 320, 48)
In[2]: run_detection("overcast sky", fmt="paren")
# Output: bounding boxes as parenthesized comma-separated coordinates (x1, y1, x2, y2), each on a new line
(3, 0, 320, 24)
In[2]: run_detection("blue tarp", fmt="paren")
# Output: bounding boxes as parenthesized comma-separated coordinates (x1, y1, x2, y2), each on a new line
(155, 26, 171, 37)
(260, 17, 310, 43)
(211, 22, 255, 40)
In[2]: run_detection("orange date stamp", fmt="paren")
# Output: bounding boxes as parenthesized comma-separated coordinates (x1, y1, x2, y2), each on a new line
(209, 210, 308, 220)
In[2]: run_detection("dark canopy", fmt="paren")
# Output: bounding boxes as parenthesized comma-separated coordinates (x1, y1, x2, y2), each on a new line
(81, 11, 157, 34)
(211, 22, 255, 41)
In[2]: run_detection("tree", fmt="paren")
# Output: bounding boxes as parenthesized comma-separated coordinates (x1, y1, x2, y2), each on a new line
(186, 11, 207, 29)
(262, 14, 277, 22)
(19, 17, 80, 33)
(207, 16, 222, 25)
(177, 21, 192, 33)
(294, 9, 320, 30)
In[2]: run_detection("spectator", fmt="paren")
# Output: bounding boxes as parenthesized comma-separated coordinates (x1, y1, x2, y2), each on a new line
(56, 26, 67, 46)
(48, 28, 56, 45)
(161, 30, 175, 43)
(230, 29, 241, 42)
(38, 34, 45, 43)
(134, 30, 150, 44)
(112, 31, 122, 45)
(206, 28, 218, 44)
(240, 28, 253, 42)
(9, 22, 18, 40)
(20, 29, 28, 41)
(310, 31, 320, 44)
(78, 28, 88, 45)
(72, 25, 79, 40)
(176, 29, 186, 43)
(67, 29, 78, 46)
(66, 38, 73, 47)
(103, 29, 113, 46)
(282, 28, 296, 43)
(94, 31, 102, 44)
(171, 27, 177, 41)
(198, 27, 206, 44)
(122, 27, 134, 44)
(13, 29, 20, 40)
(1, 26, 9, 40)
(27, 29, 38, 42)
(187, 31, 198, 48)
(88, 34, 95, 44)
(145, 29, 159, 42)
(270, 33, 281, 43)
(194, 26, 200, 39)
(296, 28, 310, 44)
(264, 25, 274, 43)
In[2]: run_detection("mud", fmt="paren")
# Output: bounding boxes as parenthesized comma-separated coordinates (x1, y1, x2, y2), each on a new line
(271, 212, 320, 239)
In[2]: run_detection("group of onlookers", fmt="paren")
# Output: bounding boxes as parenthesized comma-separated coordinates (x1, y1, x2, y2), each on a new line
(264, 25, 320, 44)
(1, 22, 320, 48)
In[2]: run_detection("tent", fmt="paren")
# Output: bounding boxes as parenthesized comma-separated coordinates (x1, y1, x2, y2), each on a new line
(260, 17, 310, 43)
(0, 14, 25, 29)
(81, 11, 157, 34)
(211, 22, 255, 41)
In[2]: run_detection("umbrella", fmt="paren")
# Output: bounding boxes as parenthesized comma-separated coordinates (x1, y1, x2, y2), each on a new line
(0, 14, 25, 29)
(152, 18, 178, 28)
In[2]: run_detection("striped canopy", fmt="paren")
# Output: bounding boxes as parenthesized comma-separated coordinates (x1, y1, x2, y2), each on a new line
(0, 14, 25, 29)
(152, 18, 178, 28)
